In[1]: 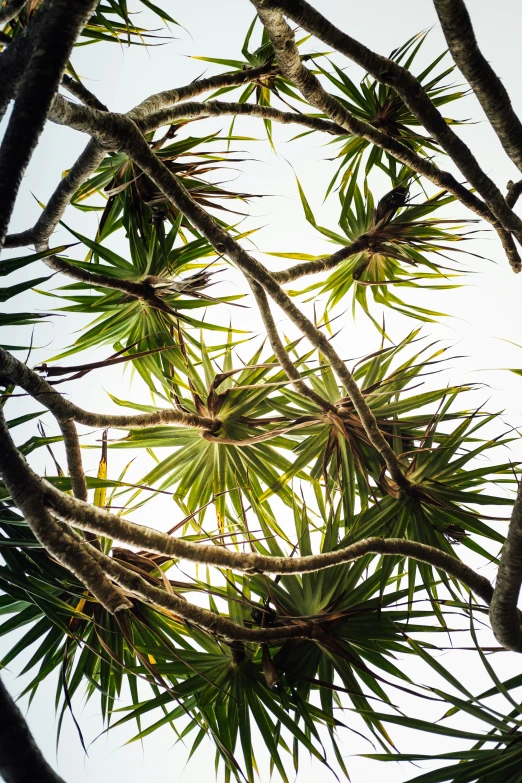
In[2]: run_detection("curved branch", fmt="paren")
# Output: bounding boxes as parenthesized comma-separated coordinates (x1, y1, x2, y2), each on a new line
(490, 481, 522, 652)
(140, 99, 345, 136)
(88, 544, 319, 643)
(0, 676, 66, 783)
(0, 347, 218, 431)
(0, 412, 130, 614)
(256, 0, 522, 256)
(39, 475, 492, 606)
(4, 138, 105, 249)
(0, 0, 30, 24)
(250, 280, 334, 412)
(433, 0, 522, 175)
(57, 418, 88, 501)
(0, 0, 99, 249)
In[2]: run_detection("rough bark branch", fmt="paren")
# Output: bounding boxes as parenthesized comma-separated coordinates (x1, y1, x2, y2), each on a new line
(57, 418, 88, 501)
(4, 139, 105, 249)
(61, 74, 108, 112)
(128, 62, 280, 120)
(0, 346, 219, 431)
(0, 0, 99, 249)
(0, 676, 66, 783)
(272, 234, 373, 284)
(38, 473, 491, 606)
(140, 99, 345, 136)
(0, 412, 130, 613)
(0, 0, 30, 24)
(254, 0, 522, 270)
(506, 179, 522, 210)
(433, 0, 522, 175)
(490, 481, 522, 651)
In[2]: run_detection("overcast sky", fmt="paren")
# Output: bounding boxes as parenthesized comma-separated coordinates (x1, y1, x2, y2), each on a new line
(3, 1, 522, 781)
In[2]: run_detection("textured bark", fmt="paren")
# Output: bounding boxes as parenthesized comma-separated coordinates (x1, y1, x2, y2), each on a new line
(4, 139, 105, 248)
(0, 347, 219, 431)
(62, 74, 108, 112)
(490, 482, 522, 651)
(41, 476, 492, 605)
(57, 418, 88, 501)
(129, 62, 280, 120)
(273, 234, 373, 284)
(140, 99, 345, 136)
(0, 676, 66, 783)
(434, 0, 522, 175)
(0, 413, 130, 613)
(0, 0, 99, 249)
(0, 0, 29, 23)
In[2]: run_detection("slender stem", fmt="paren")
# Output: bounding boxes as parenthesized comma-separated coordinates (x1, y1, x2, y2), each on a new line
(41, 475, 492, 605)
(62, 74, 108, 112)
(250, 280, 334, 412)
(57, 418, 88, 501)
(0, 346, 219, 431)
(272, 234, 372, 284)
(0, 0, 30, 24)
(129, 62, 280, 120)
(4, 139, 106, 249)
(140, 99, 344, 136)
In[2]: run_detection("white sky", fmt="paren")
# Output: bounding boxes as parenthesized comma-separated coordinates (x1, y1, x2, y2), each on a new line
(3, 1, 522, 781)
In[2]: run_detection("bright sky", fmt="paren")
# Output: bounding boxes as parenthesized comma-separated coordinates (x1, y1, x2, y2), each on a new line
(3, 1, 522, 781)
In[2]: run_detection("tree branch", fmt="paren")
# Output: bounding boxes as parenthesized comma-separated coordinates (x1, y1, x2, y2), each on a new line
(38, 472, 492, 606)
(0, 676, 66, 783)
(57, 418, 87, 501)
(140, 99, 345, 136)
(0, 0, 29, 24)
(272, 234, 373, 284)
(4, 138, 105, 249)
(490, 481, 522, 651)
(0, 412, 130, 613)
(128, 62, 280, 120)
(433, 0, 522, 175)
(61, 74, 108, 112)
(0, 346, 219, 431)
(0, 0, 99, 249)
(255, 0, 522, 257)
(250, 280, 334, 412)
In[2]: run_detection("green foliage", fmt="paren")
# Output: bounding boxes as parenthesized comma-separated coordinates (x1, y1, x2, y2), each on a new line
(0, 8, 520, 783)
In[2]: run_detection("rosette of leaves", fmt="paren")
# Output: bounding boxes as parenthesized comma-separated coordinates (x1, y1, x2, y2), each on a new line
(276, 179, 475, 327)
(346, 405, 515, 615)
(108, 336, 318, 533)
(314, 32, 467, 194)
(71, 131, 258, 246)
(39, 219, 243, 394)
(264, 331, 472, 521)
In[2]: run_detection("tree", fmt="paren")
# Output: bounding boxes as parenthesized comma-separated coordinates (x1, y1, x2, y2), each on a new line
(1, 0, 522, 781)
